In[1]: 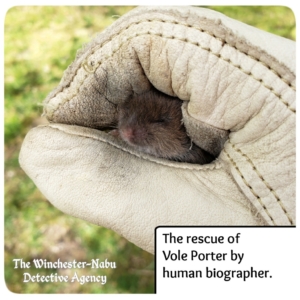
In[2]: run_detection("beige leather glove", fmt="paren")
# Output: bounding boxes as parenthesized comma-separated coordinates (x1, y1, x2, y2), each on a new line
(19, 6, 295, 254)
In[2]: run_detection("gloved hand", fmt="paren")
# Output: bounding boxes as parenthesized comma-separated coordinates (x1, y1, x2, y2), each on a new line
(19, 6, 295, 254)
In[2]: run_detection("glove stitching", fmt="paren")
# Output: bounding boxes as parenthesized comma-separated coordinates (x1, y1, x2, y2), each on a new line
(230, 143, 294, 226)
(225, 141, 294, 225)
(223, 147, 276, 225)
(49, 124, 221, 171)
(75, 22, 293, 113)
(82, 19, 295, 89)
(47, 19, 295, 122)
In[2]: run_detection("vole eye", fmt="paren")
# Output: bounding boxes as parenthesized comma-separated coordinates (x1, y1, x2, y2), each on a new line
(155, 118, 165, 123)
(154, 116, 170, 123)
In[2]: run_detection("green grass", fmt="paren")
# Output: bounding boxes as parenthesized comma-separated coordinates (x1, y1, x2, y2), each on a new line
(4, 6, 295, 294)
(206, 6, 296, 40)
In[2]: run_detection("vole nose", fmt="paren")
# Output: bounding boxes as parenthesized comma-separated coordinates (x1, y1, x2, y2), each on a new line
(120, 127, 146, 144)
(120, 128, 134, 141)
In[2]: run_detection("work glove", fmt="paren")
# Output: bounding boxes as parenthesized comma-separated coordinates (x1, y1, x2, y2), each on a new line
(20, 6, 295, 254)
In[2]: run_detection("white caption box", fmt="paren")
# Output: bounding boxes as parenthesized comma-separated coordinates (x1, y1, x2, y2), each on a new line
(155, 227, 298, 298)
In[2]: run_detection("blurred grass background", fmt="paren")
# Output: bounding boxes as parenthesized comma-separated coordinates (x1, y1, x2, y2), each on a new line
(4, 6, 295, 293)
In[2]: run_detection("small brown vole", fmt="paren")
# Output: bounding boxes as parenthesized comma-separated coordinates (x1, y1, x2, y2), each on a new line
(110, 90, 214, 164)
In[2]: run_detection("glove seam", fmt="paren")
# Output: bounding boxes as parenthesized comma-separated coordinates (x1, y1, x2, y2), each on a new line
(47, 124, 222, 171)
(46, 19, 295, 118)
(82, 30, 295, 113)
(224, 141, 294, 226)
(83, 19, 295, 89)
